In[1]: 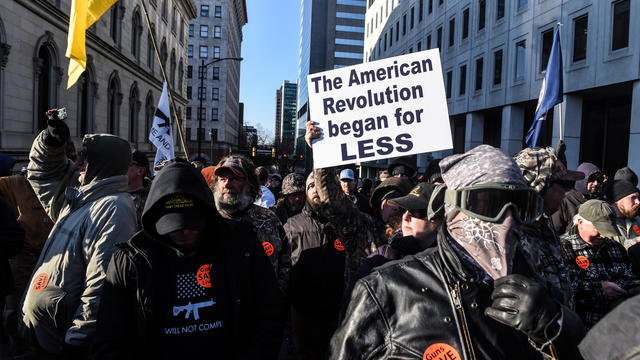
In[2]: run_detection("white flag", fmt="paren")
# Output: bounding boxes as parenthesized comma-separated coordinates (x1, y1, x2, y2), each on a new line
(149, 82, 175, 173)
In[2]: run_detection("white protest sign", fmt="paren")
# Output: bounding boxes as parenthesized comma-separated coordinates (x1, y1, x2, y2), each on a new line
(308, 49, 452, 169)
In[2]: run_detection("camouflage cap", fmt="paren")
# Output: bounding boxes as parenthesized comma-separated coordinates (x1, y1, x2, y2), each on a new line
(514, 147, 584, 194)
(282, 173, 306, 195)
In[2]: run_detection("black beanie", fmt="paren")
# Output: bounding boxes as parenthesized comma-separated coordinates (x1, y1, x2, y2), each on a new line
(615, 167, 639, 187)
(612, 180, 639, 202)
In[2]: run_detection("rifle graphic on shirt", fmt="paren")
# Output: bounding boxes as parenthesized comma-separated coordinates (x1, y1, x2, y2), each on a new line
(173, 299, 216, 320)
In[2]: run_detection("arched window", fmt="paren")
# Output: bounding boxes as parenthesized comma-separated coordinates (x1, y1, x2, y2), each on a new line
(110, 2, 123, 47)
(170, 49, 176, 88)
(129, 83, 140, 145)
(107, 72, 122, 135)
(147, 23, 156, 74)
(77, 61, 96, 136)
(0, 15, 8, 132)
(160, 38, 167, 71)
(131, 8, 142, 61)
(33, 32, 61, 133)
(145, 91, 154, 143)
(177, 60, 184, 95)
(162, 0, 168, 20)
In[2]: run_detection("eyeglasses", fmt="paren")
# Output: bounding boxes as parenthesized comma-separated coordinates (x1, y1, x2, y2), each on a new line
(445, 183, 542, 223)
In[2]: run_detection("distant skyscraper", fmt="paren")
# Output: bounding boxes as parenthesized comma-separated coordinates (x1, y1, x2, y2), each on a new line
(296, 0, 366, 163)
(275, 81, 298, 155)
(275, 89, 282, 148)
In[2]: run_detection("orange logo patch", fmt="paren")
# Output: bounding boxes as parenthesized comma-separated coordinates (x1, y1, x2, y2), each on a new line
(334, 239, 345, 251)
(423, 343, 461, 360)
(32, 273, 49, 292)
(633, 225, 640, 236)
(196, 264, 212, 288)
(576, 256, 590, 269)
(262, 242, 274, 256)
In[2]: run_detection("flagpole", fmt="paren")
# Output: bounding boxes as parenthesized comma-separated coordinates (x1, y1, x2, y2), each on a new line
(138, 0, 189, 159)
(558, 102, 564, 141)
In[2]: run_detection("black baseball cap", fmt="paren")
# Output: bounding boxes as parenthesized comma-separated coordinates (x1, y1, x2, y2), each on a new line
(389, 183, 446, 220)
(155, 194, 207, 235)
(131, 151, 150, 176)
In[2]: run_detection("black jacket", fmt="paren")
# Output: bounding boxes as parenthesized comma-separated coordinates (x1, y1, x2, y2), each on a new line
(552, 189, 586, 236)
(0, 195, 24, 296)
(94, 161, 284, 360)
(330, 228, 585, 360)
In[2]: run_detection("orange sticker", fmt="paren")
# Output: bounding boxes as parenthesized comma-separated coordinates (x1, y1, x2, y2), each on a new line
(423, 343, 461, 360)
(196, 264, 212, 288)
(576, 256, 590, 269)
(32, 273, 49, 291)
(334, 239, 344, 251)
(262, 242, 274, 256)
(633, 225, 640, 236)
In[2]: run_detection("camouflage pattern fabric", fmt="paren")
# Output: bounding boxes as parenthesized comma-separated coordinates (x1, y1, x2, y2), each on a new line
(282, 173, 305, 195)
(513, 147, 557, 194)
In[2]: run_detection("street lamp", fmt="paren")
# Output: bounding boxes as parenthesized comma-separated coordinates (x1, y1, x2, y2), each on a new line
(198, 56, 243, 163)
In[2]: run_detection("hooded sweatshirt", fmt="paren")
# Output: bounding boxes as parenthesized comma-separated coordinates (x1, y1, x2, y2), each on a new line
(93, 160, 284, 360)
(22, 131, 136, 353)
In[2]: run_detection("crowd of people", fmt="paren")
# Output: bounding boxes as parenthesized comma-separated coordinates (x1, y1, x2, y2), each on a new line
(1, 113, 640, 359)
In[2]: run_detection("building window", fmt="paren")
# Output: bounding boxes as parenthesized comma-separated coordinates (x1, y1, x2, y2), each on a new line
(515, 40, 526, 80)
(419, 0, 423, 22)
(201, 5, 209, 17)
(212, 67, 220, 80)
(478, 0, 486, 30)
(187, 65, 192, 78)
(409, 47, 413, 53)
(496, 0, 505, 20)
(199, 45, 208, 58)
(169, 51, 176, 88)
(199, 107, 206, 120)
(493, 49, 503, 85)
(198, 87, 206, 100)
(410, 7, 415, 29)
(475, 57, 483, 90)
(212, 88, 219, 100)
(417, 41, 422, 51)
(211, 128, 218, 141)
(462, 9, 469, 39)
(573, 14, 588, 62)
(427, 34, 431, 49)
(215, 5, 222, 18)
(189, 24, 194, 37)
(612, 0, 630, 51)
(131, 10, 142, 60)
(147, 25, 156, 72)
(186, 107, 192, 120)
(107, 74, 121, 135)
(212, 108, 219, 121)
(518, 0, 527, 10)
(188, 45, 193, 57)
(78, 69, 95, 136)
(459, 65, 466, 95)
(200, 25, 208, 37)
(403, 14, 407, 35)
(128, 85, 140, 144)
(145, 93, 154, 142)
(429, 0, 433, 14)
(439, 0, 443, 5)
(198, 65, 207, 79)
(390, 28, 393, 46)
(178, 61, 184, 93)
(437, 26, 442, 49)
(162, 0, 168, 19)
(214, 26, 221, 38)
(396, 21, 400, 41)
(446, 70, 452, 98)
(180, 21, 185, 43)
(448, 18, 455, 47)
(384, 33, 387, 51)
(214, 46, 220, 59)
(540, 29, 553, 72)
(171, 6, 177, 32)
(187, 86, 192, 99)
(378, 40, 381, 56)
(110, 2, 123, 46)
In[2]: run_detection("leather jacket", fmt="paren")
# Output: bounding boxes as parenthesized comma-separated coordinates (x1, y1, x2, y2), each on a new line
(329, 228, 585, 360)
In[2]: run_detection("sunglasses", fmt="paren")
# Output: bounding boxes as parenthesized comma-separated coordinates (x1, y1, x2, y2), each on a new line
(445, 183, 542, 223)
(587, 172, 604, 183)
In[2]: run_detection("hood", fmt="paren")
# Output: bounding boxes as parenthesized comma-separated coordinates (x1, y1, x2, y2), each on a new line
(574, 162, 601, 195)
(141, 160, 218, 245)
(82, 134, 131, 185)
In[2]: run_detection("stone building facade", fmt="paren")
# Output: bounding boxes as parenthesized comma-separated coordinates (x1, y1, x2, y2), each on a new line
(0, 0, 196, 168)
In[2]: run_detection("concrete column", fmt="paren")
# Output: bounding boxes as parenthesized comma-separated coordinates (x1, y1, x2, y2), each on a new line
(500, 105, 524, 156)
(552, 94, 582, 170)
(464, 112, 484, 151)
(627, 80, 640, 175)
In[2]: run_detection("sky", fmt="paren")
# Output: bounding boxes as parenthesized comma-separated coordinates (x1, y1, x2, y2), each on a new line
(239, 0, 300, 140)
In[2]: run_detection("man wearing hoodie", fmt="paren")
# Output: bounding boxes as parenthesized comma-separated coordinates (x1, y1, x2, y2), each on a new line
(19, 109, 137, 358)
(552, 162, 607, 235)
(93, 160, 284, 359)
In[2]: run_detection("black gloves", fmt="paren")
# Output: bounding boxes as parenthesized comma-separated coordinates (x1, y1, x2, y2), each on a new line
(485, 274, 561, 344)
(43, 109, 70, 147)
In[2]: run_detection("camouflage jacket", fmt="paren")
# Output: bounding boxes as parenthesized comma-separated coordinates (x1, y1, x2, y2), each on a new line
(519, 215, 575, 309)
(314, 168, 376, 289)
(612, 216, 640, 249)
(239, 204, 290, 295)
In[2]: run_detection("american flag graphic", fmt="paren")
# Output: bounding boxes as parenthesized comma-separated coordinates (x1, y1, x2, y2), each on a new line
(177, 272, 206, 299)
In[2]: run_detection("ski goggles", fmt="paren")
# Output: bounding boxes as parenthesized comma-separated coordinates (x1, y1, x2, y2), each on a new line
(444, 183, 542, 223)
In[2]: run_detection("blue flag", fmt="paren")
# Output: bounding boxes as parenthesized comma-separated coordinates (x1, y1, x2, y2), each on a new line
(526, 26, 563, 148)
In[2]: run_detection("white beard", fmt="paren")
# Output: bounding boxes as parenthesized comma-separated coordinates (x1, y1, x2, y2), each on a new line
(214, 184, 253, 217)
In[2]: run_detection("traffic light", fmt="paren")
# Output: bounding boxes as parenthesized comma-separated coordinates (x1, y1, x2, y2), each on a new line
(283, 154, 287, 159)
(300, 154, 304, 160)
(271, 148, 276, 158)
(251, 147, 256, 157)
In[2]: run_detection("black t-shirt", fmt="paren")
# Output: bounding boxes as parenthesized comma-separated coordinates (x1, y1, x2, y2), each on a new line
(156, 249, 232, 358)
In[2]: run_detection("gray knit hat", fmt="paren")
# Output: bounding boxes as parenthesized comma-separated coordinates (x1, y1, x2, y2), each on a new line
(282, 173, 305, 195)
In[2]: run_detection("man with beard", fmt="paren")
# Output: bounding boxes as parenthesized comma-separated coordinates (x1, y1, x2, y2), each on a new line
(211, 155, 290, 294)
(93, 160, 284, 359)
(339, 169, 372, 215)
(330, 145, 585, 360)
(608, 179, 640, 248)
(274, 173, 305, 225)
(369, 176, 413, 246)
(20, 109, 136, 358)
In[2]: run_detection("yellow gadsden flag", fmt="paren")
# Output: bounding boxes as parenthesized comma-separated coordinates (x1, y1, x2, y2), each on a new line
(66, 0, 118, 89)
